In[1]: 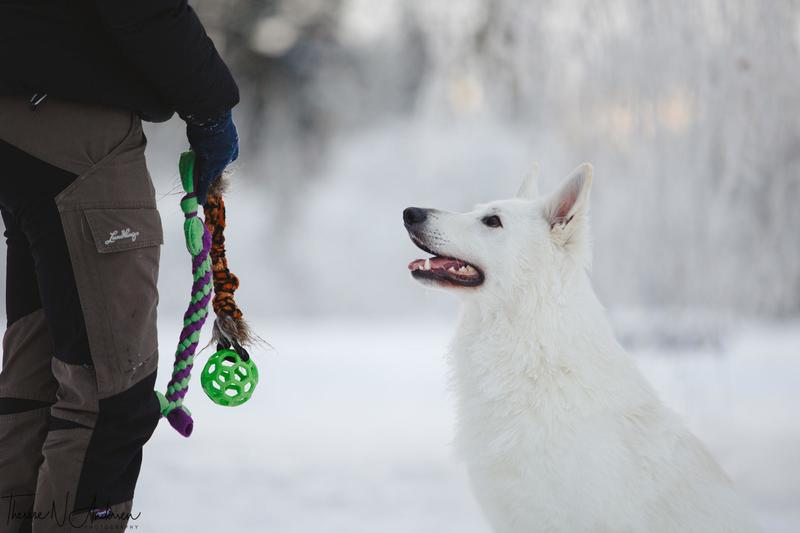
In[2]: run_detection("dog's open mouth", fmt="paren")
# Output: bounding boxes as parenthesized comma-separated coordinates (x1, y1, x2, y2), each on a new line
(406, 230, 484, 287)
(408, 256, 484, 287)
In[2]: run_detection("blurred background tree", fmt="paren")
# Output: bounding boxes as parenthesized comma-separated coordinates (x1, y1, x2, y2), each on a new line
(142, 0, 800, 320)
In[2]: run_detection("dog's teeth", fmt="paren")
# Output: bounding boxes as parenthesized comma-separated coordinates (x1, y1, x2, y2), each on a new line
(424, 258, 431, 271)
(448, 267, 457, 272)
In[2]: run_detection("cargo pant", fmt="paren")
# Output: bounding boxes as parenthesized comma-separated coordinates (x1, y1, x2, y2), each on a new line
(0, 97, 162, 532)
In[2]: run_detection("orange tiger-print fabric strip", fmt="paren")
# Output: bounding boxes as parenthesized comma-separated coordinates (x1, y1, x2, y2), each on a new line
(203, 194, 243, 321)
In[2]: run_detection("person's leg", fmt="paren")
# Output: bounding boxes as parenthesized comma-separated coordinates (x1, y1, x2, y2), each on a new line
(0, 209, 58, 533)
(0, 97, 163, 532)
(0, 141, 94, 532)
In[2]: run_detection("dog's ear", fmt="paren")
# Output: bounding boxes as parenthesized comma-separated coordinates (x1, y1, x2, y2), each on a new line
(516, 162, 540, 199)
(544, 163, 593, 242)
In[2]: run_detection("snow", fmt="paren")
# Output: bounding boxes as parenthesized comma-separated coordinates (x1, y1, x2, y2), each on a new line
(136, 316, 800, 532)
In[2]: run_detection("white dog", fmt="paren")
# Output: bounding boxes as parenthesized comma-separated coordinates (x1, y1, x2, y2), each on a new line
(403, 164, 760, 533)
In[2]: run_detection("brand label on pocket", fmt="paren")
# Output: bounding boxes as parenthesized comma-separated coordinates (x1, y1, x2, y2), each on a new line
(105, 228, 140, 246)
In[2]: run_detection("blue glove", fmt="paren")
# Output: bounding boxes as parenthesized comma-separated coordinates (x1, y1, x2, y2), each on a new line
(184, 110, 239, 204)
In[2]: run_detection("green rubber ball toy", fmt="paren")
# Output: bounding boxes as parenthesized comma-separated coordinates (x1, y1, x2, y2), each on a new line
(201, 348, 259, 407)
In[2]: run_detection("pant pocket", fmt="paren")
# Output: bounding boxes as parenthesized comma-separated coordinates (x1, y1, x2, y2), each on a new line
(63, 207, 163, 397)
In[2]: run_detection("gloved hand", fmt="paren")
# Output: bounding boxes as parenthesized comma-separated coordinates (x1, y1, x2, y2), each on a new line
(184, 110, 239, 204)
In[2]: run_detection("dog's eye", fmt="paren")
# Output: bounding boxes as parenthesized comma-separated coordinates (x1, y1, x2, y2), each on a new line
(482, 215, 503, 228)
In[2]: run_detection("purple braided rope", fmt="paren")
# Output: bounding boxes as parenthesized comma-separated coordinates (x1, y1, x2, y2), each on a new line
(163, 227, 212, 436)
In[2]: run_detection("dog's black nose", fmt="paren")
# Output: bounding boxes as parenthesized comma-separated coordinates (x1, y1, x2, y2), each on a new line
(403, 207, 428, 227)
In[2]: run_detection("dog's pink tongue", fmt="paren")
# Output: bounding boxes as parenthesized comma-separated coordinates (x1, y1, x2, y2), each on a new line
(408, 256, 456, 270)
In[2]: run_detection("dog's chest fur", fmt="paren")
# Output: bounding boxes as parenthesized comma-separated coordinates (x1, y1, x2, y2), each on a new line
(447, 282, 758, 533)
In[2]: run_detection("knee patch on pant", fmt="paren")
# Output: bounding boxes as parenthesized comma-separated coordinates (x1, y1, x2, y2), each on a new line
(73, 371, 161, 512)
(32, 371, 160, 525)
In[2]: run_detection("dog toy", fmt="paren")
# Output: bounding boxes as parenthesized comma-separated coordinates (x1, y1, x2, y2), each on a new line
(200, 348, 258, 407)
(201, 169, 260, 406)
(156, 151, 259, 437)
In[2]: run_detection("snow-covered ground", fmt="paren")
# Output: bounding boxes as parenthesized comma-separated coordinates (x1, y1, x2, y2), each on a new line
(136, 316, 799, 532)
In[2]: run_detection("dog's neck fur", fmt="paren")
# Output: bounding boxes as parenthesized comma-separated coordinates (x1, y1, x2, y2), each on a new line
(449, 261, 654, 463)
(453, 258, 615, 372)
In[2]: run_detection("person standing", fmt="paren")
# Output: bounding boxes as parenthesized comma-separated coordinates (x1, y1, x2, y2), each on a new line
(0, 1, 240, 531)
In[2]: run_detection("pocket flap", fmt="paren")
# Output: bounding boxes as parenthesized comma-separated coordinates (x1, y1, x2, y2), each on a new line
(84, 208, 163, 253)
